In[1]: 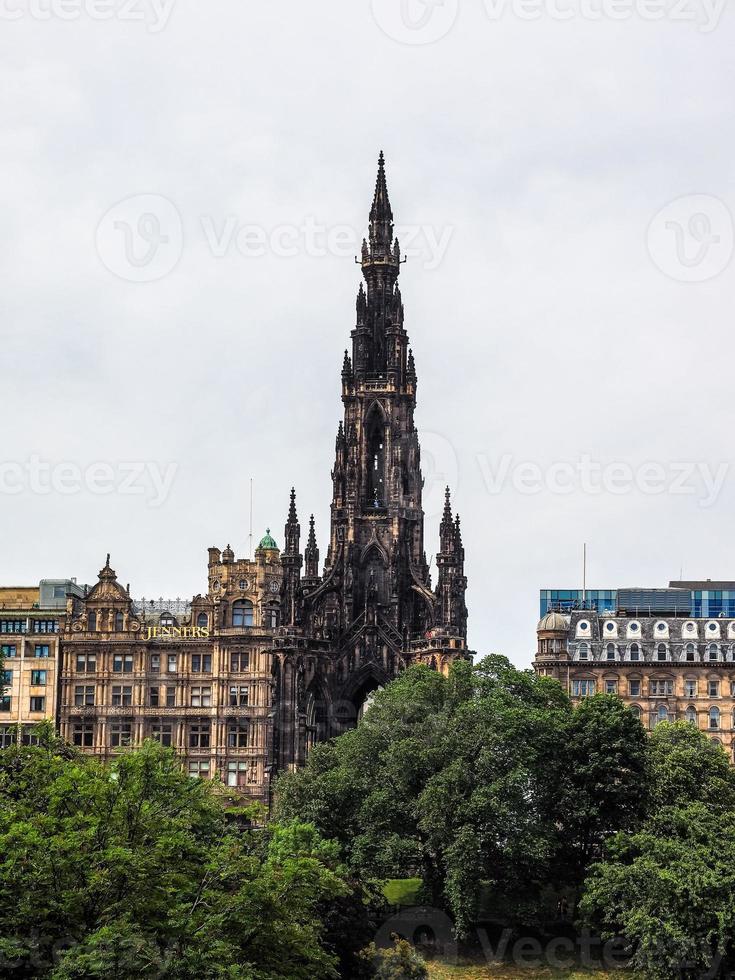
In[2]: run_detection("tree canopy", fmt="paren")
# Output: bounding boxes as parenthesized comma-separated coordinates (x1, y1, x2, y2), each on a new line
(276, 657, 648, 935)
(0, 727, 354, 979)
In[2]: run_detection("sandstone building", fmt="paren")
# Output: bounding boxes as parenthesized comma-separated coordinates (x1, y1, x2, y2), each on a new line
(535, 582, 735, 758)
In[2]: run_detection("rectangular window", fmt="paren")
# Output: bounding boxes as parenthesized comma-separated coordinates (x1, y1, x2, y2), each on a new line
(111, 685, 133, 708)
(2, 669, 12, 685)
(231, 652, 250, 672)
(149, 686, 160, 707)
(32, 620, 58, 634)
(110, 720, 132, 748)
(75, 653, 96, 673)
(29, 696, 45, 712)
(227, 720, 249, 748)
(651, 680, 674, 696)
(0, 620, 26, 634)
(709, 680, 720, 697)
(151, 721, 172, 747)
(30, 670, 46, 686)
(188, 760, 210, 779)
(226, 760, 248, 787)
(1, 645, 17, 658)
(629, 680, 641, 697)
(229, 686, 249, 707)
(605, 680, 617, 694)
(167, 654, 177, 673)
(191, 686, 211, 708)
(72, 721, 94, 747)
(572, 680, 595, 697)
(150, 654, 160, 673)
(74, 685, 95, 707)
(113, 655, 134, 673)
(685, 680, 697, 698)
(0, 726, 16, 748)
(165, 686, 176, 707)
(189, 723, 210, 748)
(0, 695, 11, 712)
(34, 645, 50, 658)
(21, 726, 41, 747)
(191, 654, 212, 673)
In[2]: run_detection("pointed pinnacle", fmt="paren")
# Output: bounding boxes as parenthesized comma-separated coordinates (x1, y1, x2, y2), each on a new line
(288, 487, 298, 522)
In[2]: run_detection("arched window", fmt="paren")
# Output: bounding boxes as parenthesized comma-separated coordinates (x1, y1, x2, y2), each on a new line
(630, 705, 641, 720)
(630, 643, 640, 662)
(578, 643, 589, 661)
(87, 611, 97, 632)
(709, 706, 720, 730)
(685, 706, 697, 724)
(114, 611, 124, 632)
(196, 612, 208, 629)
(265, 605, 279, 629)
(606, 643, 615, 661)
(709, 644, 719, 662)
(656, 705, 669, 725)
(686, 643, 696, 662)
(232, 600, 254, 628)
(366, 409, 386, 507)
(160, 614, 175, 628)
(657, 644, 667, 662)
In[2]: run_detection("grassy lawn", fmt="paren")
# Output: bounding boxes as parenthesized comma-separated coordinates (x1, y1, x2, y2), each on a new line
(427, 965, 622, 979)
(383, 877, 424, 905)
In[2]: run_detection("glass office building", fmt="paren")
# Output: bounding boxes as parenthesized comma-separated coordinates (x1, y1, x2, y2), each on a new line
(541, 582, 735, 618)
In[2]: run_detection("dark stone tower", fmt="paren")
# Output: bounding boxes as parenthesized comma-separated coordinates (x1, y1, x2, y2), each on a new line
(271, 154, 471, 774)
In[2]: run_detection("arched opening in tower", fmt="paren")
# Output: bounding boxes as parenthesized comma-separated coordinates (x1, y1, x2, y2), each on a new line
(366, 411, 386, 507)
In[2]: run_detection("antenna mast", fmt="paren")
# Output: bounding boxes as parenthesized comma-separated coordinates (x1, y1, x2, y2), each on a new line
(583, 542, 587, 607)
(249, 479, 254, 560)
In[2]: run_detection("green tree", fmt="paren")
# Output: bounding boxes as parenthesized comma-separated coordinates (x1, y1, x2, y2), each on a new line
(580, 724, 735, 979)
(555, 694, 648, 889)
(0, 737, 351, 979)
(580, 803, 735, 979)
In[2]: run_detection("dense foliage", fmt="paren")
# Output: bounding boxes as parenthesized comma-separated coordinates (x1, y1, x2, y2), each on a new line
(580, 723, 735, 978)
(276, 657, 648, 935)
(0, 727, 362, 979)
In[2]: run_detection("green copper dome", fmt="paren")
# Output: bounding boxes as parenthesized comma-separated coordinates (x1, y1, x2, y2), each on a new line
(258, 529, 278, 550)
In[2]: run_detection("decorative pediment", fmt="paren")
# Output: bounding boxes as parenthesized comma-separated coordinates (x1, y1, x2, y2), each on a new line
(84, 555, 131, 604)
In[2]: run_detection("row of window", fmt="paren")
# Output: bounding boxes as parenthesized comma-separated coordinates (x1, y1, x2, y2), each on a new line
(1, 644, 51, 658)
(0, 696, 46, 713)
(85, 603, 277, 633)
(0, 620, 58, 634)
(71, 718, 250, 749)
(577, 642, 734, 663)
(73, 651, 252, 674)
(2, 669, 47, 685)
(573, 678, 732, 698)
(72, 684, 251, 708)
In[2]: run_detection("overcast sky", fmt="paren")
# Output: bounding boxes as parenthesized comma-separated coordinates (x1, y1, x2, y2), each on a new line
(1, 0, 734, 667)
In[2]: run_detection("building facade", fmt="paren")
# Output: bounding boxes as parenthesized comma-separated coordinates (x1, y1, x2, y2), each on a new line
(0, 580, 86, 747)
(535, 583, 735, 759)
(52, 154, 472, 804)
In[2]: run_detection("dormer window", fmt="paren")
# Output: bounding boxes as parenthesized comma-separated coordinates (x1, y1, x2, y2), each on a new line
(578, 643, 589, 661)
(160, 615, 174, 628)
